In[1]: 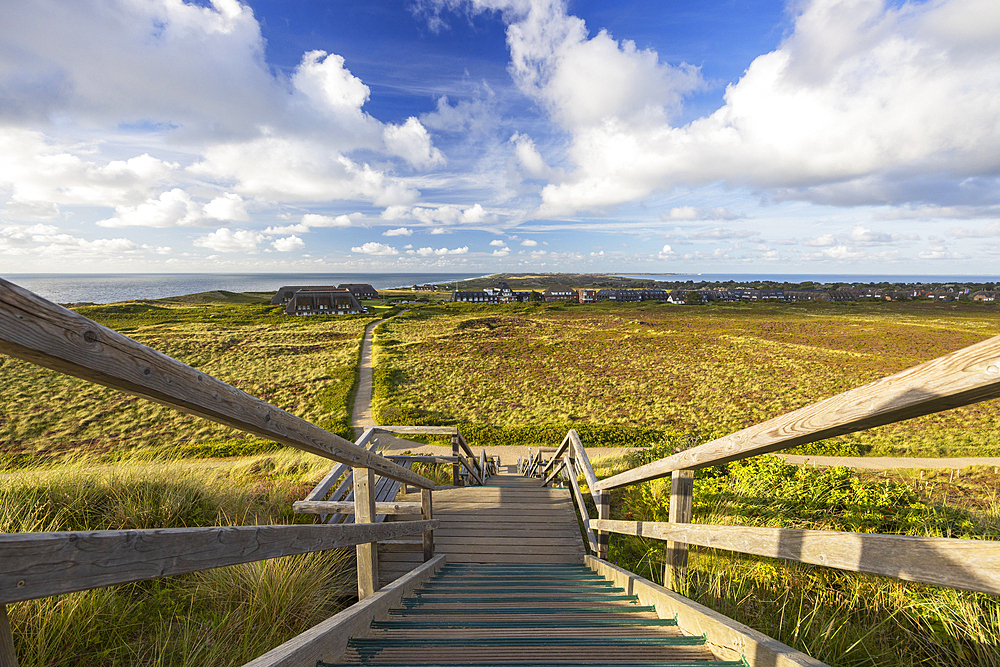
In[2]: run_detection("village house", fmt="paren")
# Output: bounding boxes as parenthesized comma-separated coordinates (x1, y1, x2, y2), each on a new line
(974, 291, 998, 301)
(283, 288, 364, 315)
(271, 286, 335, 305)
(542, 287, 576, 302)
(452, 291, 499, 303)
(577, 289, 596, 303)
(338, 284, 380, 300)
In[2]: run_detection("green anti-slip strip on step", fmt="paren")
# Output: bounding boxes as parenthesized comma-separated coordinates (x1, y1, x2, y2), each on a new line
(416, 586, 622, 594)
(370, 617, 680, 629)
(349, 636, 709, 648)
(317, 661, 747, 667)
(387, 606, 657, 615)
(401, 595, 641, 605)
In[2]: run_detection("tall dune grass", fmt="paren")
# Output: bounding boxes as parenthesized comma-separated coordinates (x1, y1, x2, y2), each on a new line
(2, 453, 355, 667)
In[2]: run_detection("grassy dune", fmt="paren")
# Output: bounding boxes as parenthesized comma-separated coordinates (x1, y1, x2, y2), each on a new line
(0, 297, 378, 464)
(372, 300, 1000, 456)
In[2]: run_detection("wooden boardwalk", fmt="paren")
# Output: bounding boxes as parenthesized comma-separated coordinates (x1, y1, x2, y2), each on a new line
(379, 471, 585, 585)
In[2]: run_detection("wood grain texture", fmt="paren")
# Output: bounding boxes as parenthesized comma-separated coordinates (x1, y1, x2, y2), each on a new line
(293, 501, 421, 515)
(0, 606, 15, 667)
(0, 279, 433, 489)
(591, 520, 1000, 595)
(595, 334, 1000, 490)
(0, 521, 437, 604)
(665, 470, 694, 591)
(375, 426, 459, 435)
(384, 455, 461, 464)
(597, 491, 610, 561)
(564, 459, 598, 554)
(586, 557, 828, 667)
(353, 467, 379, 599)
(569, 431, 600, 505)
(421, 488, 434, 562)
(241, 555, 447, 667)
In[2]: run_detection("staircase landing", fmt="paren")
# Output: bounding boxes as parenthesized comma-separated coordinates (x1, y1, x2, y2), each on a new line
(379, 473, 585, 585)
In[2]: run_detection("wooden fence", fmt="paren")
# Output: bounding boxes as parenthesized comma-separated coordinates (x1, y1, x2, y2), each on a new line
(0, 278, 441, 666)
(532, 332, 1000, 596)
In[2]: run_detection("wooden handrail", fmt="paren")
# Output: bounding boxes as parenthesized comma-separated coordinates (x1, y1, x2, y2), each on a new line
(595, 334, 1000, 491)
(293, 501, 422, 515)
(568, 430, 600, 505)
(305, 429, 379, 503)
(563, 459, 598, 554)
(0, 279, 434, 490)
(0, 520, 437, 604)
(591, 519, 1000, 596)
(375, 425, 459, 436)
(539, 432, 571, 476)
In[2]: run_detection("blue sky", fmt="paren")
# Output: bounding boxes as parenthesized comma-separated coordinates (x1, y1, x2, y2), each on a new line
(2, 0, 999, 275)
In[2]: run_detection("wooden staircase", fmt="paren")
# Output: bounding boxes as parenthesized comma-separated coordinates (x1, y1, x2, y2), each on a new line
(380, 471, 585, 585)
(320, 562, 744, 666)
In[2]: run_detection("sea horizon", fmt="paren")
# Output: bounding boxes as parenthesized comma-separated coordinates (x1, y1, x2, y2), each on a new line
(3, 272, 487, 305)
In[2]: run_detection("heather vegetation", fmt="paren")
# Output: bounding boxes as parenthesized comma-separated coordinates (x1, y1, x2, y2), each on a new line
(371, 300, 1000, 456)
(0, 294, 379, 466)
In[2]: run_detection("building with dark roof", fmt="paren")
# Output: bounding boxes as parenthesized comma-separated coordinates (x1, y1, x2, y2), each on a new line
(283, 288, 364, 315)
(338, 284, 379, 300)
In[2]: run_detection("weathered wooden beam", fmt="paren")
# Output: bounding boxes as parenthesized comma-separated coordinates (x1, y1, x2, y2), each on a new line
(353, 467, 379, 599)
(421, 488, 434, 562)
(375, 426, 458, 435)
(596, 491, 610, 560)
(542, 459, 565, 487)
(293, 501, 422, 515)
(385, 455, 461, 464)
(0, 606, 15, 667)
(304, 430, 378, 504)
(0, 279, 434, 490)
(0, 521, 437, 604)
(591, 520, 1000, 595)
(564, 460, 598, 554)
(665, 470, 694, 591)
(451, 434, 461, 486)
(539, 433, 571, 476)
(595, 334, 1000, 491)
(569, 430, 600, 505)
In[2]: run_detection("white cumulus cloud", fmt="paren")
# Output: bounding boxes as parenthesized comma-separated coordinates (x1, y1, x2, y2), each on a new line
(272, 235, 305, 252)
(351, 241, 399, 255)
(194, 227, 264, 253)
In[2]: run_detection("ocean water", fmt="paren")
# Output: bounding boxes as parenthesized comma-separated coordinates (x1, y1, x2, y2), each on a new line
(3, 273, 484, 304)
(616, 273, 998, 284)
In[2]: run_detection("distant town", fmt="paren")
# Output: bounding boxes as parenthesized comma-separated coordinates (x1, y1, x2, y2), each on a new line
(273, 276, 999, 315)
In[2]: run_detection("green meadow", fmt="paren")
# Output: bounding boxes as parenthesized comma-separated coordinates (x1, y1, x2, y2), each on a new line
(371, 299, 1000, 456)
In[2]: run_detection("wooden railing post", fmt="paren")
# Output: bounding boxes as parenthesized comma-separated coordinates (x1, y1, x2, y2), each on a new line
(597, 490, 610, 560)
(421, 489, 434, 562)
(353, 466, 379, 599)
(0, 605, 16, 667)
(665, 469, 694, 591)
(451, 434, 461, 486)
